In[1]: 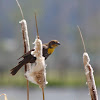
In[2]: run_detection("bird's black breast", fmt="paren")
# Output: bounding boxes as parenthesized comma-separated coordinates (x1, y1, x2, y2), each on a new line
(42, 45, 50, 60)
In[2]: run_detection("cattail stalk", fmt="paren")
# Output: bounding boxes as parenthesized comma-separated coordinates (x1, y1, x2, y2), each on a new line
(35, 12, 40, 39)
(25, 14, 47, 100)
(35, 13, 45, 100)
(19, 16, 30, 100)
(16, 0, 30, 100)
(77, 26, 98, 100)
(42, 88, 45, 100)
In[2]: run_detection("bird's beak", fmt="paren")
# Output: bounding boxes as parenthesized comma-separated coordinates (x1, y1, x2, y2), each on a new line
(56, 42, 60, 45)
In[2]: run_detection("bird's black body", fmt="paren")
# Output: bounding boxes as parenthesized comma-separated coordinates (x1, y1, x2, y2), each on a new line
(10, 40, 60, 75)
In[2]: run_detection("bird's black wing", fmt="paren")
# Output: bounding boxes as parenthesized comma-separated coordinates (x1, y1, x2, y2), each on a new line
(11, 53, 36, 75)
(18, 49, 35, 60)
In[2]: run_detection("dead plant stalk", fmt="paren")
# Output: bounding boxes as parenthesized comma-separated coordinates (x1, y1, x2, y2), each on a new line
(77, 26, 98, 100)
(19, 20, 31, 100)
(25, 13, 47, 100)
(16, 0, 30, 100)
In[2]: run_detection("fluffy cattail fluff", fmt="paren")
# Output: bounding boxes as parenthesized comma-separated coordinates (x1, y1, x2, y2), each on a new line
(83, 52, 93, 75)
(83, 52, 98, 100)
(83, 52, 90, 66)
(25, 38, 48, 88)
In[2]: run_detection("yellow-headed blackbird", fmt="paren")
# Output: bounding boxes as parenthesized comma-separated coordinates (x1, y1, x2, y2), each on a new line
(10, 40, 60, 75)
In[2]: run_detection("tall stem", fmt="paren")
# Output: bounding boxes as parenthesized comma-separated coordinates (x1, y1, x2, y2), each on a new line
(42, 88, 45, 100)
(16, 0, 30, 100)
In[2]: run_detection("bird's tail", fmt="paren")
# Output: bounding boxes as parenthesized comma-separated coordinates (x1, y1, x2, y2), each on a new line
(10, 59, 28, 75)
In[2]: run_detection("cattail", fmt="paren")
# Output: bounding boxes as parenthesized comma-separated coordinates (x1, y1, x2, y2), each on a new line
(25, 37, 47, 100)
(25, 13, 47, 100)
(77, 26, 98, 100)
(0, 94, 8, 100)
(83, 53, 98, 100)
(25, 37, 48, 88)
(16, 0, 30, 100)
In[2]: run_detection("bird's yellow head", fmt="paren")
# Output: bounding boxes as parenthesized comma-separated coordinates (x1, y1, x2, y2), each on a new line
(48, 40, 60, 54)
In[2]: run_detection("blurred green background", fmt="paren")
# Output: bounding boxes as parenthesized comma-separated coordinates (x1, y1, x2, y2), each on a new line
(0, 0, 100, 87)
(0, 0, 100, 100)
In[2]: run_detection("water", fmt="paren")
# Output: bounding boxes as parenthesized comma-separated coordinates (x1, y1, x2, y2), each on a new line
(0, 87, 100, 100)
